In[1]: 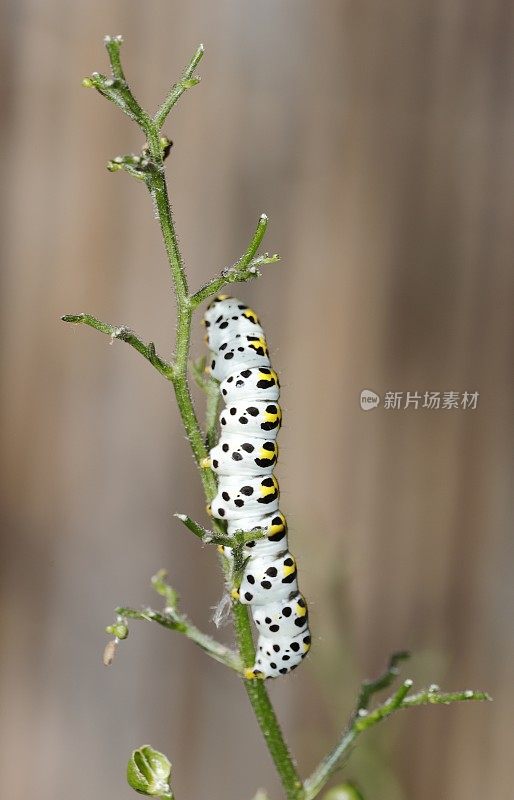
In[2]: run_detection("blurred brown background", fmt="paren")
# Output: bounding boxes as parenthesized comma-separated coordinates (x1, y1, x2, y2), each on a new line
(1, 1, 513, 799)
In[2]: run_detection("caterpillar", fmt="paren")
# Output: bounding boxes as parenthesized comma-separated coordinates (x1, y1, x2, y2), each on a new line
(203, 295, 311, 679)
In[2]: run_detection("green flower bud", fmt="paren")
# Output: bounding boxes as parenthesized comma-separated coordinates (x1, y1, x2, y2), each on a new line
(105, 623, 129, 639)
(127, 745, 173, 798)
(323, 783, 364, 800)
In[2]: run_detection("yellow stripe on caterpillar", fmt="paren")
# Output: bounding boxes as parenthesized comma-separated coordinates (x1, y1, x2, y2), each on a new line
(259, 442, 278, 462)
(247, 335, 269, 357)
(295, 601, 307, 617)
(264, 406, 282, 425)
(242, 308, 260, 325)
(269, 512, 287, 536)
(258, 367, 279, 384)
(259, 475, 279, 498)
(283, 555, 297, 578)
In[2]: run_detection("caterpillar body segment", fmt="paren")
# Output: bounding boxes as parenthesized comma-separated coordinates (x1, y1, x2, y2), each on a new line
(219, 400, 282, 436)
(212, 474, 280, 520)
(253, 630, 312, 678)
(205, 310, 264, 352)
(209, 433, 279, 476)
(252, 592, 309, 636)
(238, 552, 298, 604)
(204, 295, 311, 679)
(209, 336, 270, 382)
(220, 511, 289, 562)
(220, 367, 280, 404)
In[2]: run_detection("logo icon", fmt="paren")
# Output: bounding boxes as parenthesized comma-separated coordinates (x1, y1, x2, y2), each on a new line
(360, 389, 380, 411)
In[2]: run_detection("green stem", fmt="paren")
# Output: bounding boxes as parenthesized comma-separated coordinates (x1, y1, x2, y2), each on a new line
(142, 54, 302, 800)
(154, 43, 205, 129)
(156, 199, 303, 798)
(79, 42, 301, 796)
(117, 606, 242, 673)
(233, 602, 304, 800)
(190, 215, 280, 310)
(354, 650, 410, 714)
(61, 314, 173, 380)
(303, 683, 490, 800)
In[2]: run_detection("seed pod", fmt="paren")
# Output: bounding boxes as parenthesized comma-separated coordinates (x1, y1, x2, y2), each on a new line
(126, 745, 173, 798)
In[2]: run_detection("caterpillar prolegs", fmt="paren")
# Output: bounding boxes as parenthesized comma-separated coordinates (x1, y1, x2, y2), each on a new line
(203, 295, 311, 679)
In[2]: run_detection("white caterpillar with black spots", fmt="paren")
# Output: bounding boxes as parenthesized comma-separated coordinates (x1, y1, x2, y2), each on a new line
(203, 295, 311, 679)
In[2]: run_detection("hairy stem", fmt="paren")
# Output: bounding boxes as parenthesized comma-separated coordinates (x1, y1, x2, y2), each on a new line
(303, 675, 490, 800)
(233, 602, 304, 799)
(61, 314, 173, 380)
(117, 606, 242, 673)
(189, 214, 279, 310)
(159, 208, 302, 799)
(138, 47, 303, 800)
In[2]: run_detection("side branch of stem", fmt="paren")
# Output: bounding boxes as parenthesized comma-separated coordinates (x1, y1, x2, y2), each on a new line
(190, 215, 280, 309)
(303, 675, 490, 800)
(117, 606, 242, 673)
(61, 313, 173, 380)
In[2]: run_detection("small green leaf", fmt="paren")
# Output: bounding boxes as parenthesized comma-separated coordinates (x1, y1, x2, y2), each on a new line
(107, 153, 154, 181)
(324, 783, 364, 800)
(182, 76, 201, 88)
(127, 745, 173, 798)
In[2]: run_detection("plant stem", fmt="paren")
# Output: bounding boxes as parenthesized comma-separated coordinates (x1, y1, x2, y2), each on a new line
(141, 56, 303, 800)
(81, 41, 302, 795)
(303, 681, 490, 800)
(117, 606, 242, 673)
(61, 314, 174, 380)
(154, 43, 204, 129)
(150, 174, 303, 800)
(233, 602, 304, 799)
(189, 215, 280, 310)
